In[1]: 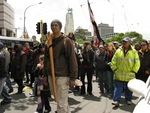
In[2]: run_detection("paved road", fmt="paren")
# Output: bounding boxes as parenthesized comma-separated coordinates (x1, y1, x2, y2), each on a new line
(0, 78, 139, 113)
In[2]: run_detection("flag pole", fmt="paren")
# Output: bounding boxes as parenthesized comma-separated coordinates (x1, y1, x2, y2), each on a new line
(47, 32, 57, 102)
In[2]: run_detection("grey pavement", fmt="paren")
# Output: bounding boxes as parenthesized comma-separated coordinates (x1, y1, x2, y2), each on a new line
(0, 77, 139, 113)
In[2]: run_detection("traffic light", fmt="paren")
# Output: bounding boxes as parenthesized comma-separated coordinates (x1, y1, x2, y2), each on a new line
(36, 22, 40, 34)
(43, 23, 47, 35)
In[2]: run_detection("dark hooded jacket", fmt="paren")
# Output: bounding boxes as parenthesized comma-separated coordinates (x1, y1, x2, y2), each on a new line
(11, 44, 27, 79)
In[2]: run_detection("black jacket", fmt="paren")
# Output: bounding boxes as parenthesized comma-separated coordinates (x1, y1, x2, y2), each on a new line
(0, 50, 7, 78)
(95, 51, 107, 72)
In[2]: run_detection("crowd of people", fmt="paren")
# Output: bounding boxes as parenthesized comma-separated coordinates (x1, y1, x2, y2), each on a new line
(0, 19, 150, 113)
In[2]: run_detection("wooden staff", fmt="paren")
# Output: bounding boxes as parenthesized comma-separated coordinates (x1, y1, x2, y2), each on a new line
(47, 32, 57, 102)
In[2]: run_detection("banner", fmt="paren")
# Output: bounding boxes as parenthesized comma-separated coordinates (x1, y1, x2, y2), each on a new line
(87, 0, 104, 45)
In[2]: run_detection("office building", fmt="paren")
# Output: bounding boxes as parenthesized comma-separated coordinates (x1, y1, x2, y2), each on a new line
(0, 0, 15, 37)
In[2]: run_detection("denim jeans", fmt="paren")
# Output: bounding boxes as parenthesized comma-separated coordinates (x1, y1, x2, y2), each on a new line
(113, 80, 133, 101)
(33, 77, 39, 96)
(0, 77, 11, 101)
(107, 70, 114, 94)
(5, 73, 13, 90)
(98, 71, 109, 93)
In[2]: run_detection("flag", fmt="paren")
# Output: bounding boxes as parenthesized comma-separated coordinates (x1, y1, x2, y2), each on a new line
(87, 0, 104, 45)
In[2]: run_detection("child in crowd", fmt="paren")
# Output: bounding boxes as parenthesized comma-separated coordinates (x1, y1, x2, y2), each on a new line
(34, 55, 51, 113)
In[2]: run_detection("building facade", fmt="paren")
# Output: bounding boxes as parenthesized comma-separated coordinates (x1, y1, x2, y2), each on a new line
(98, 23, 115, 39)
(64, 8, 74, 35)
(0, 0, 15, 37)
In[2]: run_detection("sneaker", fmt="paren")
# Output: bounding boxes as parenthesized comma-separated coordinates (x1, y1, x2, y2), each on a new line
(1, 99, 11, 105)
(44, 109, 51, 113)
(112, 101, 119, 106)
(126, 100, 132, 105)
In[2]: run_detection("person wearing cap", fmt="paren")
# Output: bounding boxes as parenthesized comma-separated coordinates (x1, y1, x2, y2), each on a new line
(44, 19, 78, 113)
(0, 41, 12, 105)
(2, 44, 14, 94)
(111, 37, 140, 106)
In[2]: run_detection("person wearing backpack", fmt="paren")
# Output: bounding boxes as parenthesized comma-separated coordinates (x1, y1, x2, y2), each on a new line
(44, 19, 78, 113)
(0, 42, 12, 105)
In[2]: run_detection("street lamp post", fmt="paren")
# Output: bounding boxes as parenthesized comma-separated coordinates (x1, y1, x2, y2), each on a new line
(23, 2, 42, 38)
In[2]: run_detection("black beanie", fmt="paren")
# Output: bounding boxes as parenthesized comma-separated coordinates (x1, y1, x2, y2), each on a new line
(51, 19, 62, 30)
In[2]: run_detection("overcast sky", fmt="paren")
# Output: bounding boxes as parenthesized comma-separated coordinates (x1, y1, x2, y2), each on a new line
(7, 0, 150, 40)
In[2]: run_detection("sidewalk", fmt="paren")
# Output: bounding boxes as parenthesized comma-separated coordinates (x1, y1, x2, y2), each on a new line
(0, 79, 139, 113)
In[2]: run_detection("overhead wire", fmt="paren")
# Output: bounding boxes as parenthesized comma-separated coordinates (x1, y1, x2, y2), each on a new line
(108, 0, 149, 38)
(78, 0, 91, 28)
(107, 0, 129, 32)
(116, 0, 149, 38)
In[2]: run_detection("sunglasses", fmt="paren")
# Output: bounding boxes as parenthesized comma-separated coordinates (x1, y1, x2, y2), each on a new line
(141, 44, 147, 46)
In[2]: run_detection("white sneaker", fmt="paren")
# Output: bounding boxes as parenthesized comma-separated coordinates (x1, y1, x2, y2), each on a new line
(127, 100, 132, 105)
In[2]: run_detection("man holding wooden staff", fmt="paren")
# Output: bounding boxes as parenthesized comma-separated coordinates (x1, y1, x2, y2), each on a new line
(44, 19, 78, 113)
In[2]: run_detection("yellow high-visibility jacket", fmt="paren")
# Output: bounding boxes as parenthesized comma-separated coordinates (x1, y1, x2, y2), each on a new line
(111, 45, 140, 82)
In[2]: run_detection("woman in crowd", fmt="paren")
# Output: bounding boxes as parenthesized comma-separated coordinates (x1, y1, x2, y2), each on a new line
(136, 40, 150, 82)
(80, 42, 95, 96)
(106, 42, 116, 97)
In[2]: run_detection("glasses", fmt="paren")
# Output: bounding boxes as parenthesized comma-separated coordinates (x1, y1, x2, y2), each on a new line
(141, 44, 147, 46)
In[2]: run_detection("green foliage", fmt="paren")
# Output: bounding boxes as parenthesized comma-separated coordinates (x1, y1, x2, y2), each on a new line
(74, 26, 86, 41)
(76, 38, 85, 44)
(104, 31, 143, 44)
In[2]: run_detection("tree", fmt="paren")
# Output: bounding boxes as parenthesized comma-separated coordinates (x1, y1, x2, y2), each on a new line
(124, 31, 143, 44)
(74, 26, 86, 41)
(104, 33, 124, 43)
(104, 31, 143, 44)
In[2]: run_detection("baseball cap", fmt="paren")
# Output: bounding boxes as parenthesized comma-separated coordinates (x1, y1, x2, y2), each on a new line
(123, 37, 131, 41)
(0, 41, 4, 49)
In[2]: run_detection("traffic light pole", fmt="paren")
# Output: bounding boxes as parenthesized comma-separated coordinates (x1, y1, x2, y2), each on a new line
(36, 20, 47, 43)
(23, 2, 42, 38)
(40, 20, 43, 34)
